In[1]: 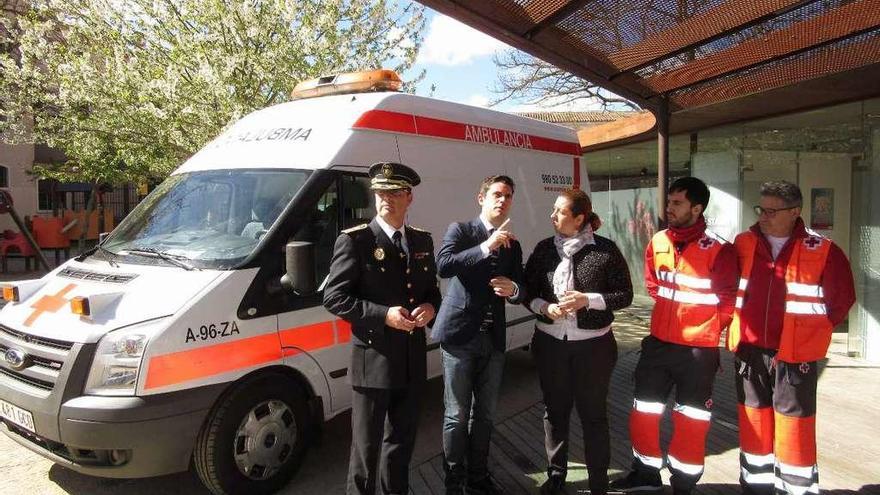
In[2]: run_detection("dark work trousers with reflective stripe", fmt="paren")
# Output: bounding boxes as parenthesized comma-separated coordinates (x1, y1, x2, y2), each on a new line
(629, 335, 719, 491)
(348, 385, 422, 495)
(532, 329, 618, 493)
(735, 344, 819, 495)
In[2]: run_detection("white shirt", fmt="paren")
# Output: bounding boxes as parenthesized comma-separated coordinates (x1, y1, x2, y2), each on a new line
(527, 233, 609, 341)
(529, 295, 610, 341)
(766, 234, 789, 260)
(375, 215, 408, 257)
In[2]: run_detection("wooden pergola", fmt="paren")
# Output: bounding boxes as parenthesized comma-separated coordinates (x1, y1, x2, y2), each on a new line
(416, 0, 880, 223)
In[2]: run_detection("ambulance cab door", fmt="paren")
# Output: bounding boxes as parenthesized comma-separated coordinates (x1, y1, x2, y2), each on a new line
(275, 172, 374, 414)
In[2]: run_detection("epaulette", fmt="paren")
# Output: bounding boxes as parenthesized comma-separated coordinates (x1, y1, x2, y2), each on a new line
(408, 225, 432, 235)
(341, 223, 369, 234)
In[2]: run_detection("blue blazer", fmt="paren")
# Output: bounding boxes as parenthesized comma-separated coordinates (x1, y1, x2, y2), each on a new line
(432, 217, 525, 351)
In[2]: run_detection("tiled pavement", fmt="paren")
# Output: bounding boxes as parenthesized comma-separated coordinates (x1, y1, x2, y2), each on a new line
(408, 298, 880, 494)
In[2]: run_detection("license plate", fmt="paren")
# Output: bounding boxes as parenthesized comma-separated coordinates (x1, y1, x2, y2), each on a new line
(0, 398, 35, 433)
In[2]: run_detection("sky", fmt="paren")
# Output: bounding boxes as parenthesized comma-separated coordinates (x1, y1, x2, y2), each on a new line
(403, 8, 614, 113)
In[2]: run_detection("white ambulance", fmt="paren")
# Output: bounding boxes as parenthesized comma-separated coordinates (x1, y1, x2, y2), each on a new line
(0, 70, 585, 494)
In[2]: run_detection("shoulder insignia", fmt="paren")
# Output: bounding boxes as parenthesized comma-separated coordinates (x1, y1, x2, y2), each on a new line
(408, 225, 432, 235)
(698, 235, 716, 250)
(341, 223, 369, 234)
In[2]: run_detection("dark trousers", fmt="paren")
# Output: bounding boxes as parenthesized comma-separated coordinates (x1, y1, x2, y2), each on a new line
(532, 329, 618, 492)
(735, 344, 819, 495)
(629, 335, 719, 491)
(347, 385, 422, 495)
(440, 332, 505, 486)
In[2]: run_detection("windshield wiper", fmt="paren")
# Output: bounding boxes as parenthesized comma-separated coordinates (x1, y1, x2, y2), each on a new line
(123, 248, 198, 271)
(75, 244, 120, 268)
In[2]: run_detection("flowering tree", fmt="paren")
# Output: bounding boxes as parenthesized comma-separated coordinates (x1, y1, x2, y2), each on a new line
(0, 0, 425, 183)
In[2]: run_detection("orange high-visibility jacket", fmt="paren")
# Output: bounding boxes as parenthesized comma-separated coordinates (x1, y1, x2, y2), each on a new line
(728, 230, 832, 363)
(648, 230, 732, 347)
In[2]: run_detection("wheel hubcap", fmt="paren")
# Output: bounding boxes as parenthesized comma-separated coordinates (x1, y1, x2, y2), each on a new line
(233, 399, 297, 480)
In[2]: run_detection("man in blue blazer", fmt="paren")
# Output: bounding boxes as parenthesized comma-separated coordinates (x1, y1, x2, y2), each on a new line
(433, 175, 525, 495)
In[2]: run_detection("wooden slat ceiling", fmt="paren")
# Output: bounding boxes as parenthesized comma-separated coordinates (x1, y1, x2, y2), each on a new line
(417, 0, 880, 146)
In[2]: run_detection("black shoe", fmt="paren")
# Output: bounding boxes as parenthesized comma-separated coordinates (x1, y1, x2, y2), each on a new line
(540, 475, 566, 495)
(608, 470, 663, 493)
(467, 474, 503, 495)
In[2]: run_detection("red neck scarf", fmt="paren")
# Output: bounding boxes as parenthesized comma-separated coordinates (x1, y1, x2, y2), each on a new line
(668, 215, 706, 245)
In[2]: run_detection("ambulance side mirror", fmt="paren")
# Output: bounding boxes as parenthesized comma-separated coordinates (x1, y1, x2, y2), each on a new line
(281, 241, 317, 295)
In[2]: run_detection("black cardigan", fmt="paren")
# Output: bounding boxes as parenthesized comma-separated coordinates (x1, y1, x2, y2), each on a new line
(523, 234, 633, 330)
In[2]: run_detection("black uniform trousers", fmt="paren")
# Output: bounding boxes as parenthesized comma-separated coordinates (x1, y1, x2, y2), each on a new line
(348, 384, 422, 495)
(532, 329, 618, 492)
(630, 335, 719, 491)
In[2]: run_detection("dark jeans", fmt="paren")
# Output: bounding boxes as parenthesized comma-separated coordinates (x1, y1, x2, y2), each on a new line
(532, 329, 618, 492)
(440, 332, 505, 486)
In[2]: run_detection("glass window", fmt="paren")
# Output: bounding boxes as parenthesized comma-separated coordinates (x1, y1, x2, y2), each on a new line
(103, 169, 310, 269)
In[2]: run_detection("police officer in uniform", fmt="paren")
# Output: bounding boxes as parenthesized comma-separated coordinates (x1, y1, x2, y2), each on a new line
(324, 162, 442, 495)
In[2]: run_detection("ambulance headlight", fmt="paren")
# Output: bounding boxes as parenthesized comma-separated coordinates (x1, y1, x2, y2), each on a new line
(85, 321, 164, 396)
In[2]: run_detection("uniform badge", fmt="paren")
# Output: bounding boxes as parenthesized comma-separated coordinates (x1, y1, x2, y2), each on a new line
(705, 398, 713, 410)
(804, 236, 823, 250)
(799, 362, 810, 374)
(374, 247, 385, 261)
(382, 163, 393, 178)
(698, 236, 715, 250)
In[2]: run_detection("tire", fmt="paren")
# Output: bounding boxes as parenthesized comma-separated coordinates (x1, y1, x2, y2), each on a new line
(194, 373, 311, 495)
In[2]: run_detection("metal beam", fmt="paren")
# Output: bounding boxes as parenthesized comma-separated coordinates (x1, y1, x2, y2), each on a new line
(656, 98, 669, 228)
(671, 33, 880, 109)
(415, 0, 657, 110)
(608, 0, 814, 74)
(521, 0, 595, 39)
(643, 0, 880, 94)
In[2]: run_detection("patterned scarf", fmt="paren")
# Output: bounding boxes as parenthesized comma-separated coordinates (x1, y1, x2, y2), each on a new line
(552, 225, 595, 307)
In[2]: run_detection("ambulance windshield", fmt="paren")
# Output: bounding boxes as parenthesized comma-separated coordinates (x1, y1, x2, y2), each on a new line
(103, 169, 310, 269)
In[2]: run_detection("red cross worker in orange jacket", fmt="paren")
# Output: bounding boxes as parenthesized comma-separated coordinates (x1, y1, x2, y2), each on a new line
(611, 177, 739, 495)
(729, 181, 855, 495)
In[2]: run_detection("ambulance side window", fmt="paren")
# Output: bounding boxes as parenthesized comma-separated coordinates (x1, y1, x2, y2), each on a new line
(339, 174, 374, 230)
(293, 182, 339, 287)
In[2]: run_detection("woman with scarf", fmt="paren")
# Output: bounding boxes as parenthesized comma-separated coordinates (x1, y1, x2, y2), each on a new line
(524, 189, 633, 495)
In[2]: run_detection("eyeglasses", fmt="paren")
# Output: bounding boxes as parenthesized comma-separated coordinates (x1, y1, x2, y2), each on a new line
(753, 205, 799, 216)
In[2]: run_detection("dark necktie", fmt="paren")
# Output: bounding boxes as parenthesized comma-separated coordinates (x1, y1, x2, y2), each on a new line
(487, 228, 499, 272)
(392, 230, 407, 266)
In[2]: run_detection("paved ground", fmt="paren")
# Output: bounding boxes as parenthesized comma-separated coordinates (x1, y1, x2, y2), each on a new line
(1, 297, 878, 494)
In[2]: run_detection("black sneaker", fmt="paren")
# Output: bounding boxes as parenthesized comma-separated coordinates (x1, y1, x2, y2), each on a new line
(540, 475, 566, 495)
(607, 471, 663, 493)
(467, 474, 503, 495)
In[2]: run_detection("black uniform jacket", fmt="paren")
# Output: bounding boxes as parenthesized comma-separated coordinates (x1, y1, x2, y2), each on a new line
(323, 218, 442, 389)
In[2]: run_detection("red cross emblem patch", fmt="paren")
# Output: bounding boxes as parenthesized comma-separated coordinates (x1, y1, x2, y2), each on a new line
(705, 398, 713, 410)
(803, 236, 822, 250)
(799, 362, 810, 374)
(698, 237, 715, 250)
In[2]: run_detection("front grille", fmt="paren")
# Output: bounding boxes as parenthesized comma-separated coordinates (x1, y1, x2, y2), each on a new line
(0, 325, 73, 392)
(58, 267, 137, 284)
(0, 367, 54, 391)
(0, 325, 73, 351)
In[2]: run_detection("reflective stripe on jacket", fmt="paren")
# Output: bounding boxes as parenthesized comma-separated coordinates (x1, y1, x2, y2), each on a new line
(728, 230, 833, 363)
(649, 229, 729, 347)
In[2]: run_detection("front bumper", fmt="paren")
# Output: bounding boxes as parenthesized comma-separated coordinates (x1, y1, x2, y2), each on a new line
(0, 322, 227, 478)
(2, 383, 226, 478)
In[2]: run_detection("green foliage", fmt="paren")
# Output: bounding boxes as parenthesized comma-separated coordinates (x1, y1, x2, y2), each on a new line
(0, 0, 425, 183)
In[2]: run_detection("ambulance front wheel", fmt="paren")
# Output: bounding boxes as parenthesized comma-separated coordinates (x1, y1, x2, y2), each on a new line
(194, 373, 311, 495)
